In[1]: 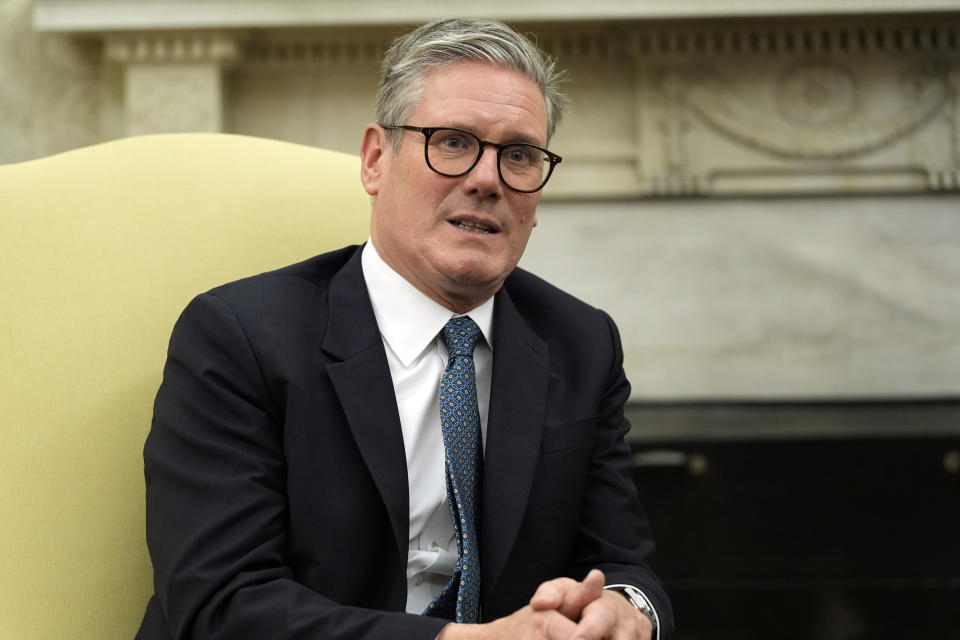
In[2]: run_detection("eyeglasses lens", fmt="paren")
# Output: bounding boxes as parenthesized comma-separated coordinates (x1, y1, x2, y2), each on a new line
(426, 128, 548, 192)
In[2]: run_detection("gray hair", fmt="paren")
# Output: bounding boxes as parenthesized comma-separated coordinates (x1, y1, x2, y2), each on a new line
(375, 18, 567, 150)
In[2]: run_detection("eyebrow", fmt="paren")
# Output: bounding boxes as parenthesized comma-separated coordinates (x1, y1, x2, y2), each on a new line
(441, 124, 545, 147)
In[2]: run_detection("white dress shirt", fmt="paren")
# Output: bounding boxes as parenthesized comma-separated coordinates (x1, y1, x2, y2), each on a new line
(361, 242, 659, 637)
(361, 241, 494, 614)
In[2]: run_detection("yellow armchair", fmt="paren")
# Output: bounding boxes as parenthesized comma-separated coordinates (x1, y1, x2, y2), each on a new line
(0, 134, 370, 639)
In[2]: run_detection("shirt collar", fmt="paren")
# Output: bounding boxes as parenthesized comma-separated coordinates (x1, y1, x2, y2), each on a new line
(361, 241, 495, 367)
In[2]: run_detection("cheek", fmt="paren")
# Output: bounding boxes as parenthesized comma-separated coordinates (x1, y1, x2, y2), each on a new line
(409, 171, 454, 209)
(390, 182, 440, 228)
(515, 200, 540, 230)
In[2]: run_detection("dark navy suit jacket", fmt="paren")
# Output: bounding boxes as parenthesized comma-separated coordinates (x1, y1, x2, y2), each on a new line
(135, 245, 673, 639)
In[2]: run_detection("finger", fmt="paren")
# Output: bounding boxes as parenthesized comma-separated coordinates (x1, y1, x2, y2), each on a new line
(529, 577, 577, 611)
(559, 569, 605, 619)
(568, 596, 618, 640)
(531, 569, 607, 621)
(541, 608, 580, 640)
(580, 569, 605, 596)
(497, 606, 579, 640)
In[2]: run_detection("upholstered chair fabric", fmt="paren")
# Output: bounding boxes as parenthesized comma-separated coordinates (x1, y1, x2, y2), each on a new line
(0, 134, 369, 639)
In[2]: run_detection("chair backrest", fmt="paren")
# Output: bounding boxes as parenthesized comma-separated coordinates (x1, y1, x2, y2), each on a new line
(0, 133, 370, 639)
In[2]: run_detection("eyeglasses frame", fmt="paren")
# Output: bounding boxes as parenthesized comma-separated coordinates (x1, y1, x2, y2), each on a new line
(380, 125, 562, 193)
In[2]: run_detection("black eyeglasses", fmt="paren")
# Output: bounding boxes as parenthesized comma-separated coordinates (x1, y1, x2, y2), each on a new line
(381, 125, 562, 193)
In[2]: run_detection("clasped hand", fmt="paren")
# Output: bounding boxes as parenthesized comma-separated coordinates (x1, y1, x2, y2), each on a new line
(438, 569, 653, 640)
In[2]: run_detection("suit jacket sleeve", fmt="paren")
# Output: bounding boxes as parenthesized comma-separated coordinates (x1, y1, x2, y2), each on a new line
(140, 291, 447, 640)
(568, 310, 675, 638)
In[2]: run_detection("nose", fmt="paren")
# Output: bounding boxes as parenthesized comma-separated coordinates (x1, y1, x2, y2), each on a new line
(462, 145, 503, 199)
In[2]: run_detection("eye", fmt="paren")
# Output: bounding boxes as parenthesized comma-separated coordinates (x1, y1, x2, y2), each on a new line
(441, 135, 462, 148)
(435, 131, 473, 151)
(504, 145, 541, 167)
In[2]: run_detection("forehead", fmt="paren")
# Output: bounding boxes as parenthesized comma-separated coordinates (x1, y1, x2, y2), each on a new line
(412, 61, 548, 144)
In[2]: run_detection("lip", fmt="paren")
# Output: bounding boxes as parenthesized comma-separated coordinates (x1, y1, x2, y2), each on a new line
(447, 214, 502, 234)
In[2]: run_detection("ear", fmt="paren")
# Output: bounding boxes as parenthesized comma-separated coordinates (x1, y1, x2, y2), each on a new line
(360, 124, 388, 196)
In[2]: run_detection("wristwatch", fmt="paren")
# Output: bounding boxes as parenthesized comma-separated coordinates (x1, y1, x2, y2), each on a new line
(605, 584, 659, 637)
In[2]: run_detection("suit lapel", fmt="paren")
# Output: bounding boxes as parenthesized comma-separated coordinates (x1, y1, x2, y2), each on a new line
(480, 285, 550, 600)
(322, 248, 410, 572)
(318, 250, 552, 605)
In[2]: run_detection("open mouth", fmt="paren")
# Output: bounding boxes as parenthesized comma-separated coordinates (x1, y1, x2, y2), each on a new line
(451, 219, 497, 234)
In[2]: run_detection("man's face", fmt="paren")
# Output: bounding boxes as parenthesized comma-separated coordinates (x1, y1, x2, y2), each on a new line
(361, 61, 548, 312)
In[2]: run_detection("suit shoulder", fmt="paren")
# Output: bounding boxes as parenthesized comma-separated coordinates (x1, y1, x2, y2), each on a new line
(503, 267, 604, 320)
(502, 268, 626, 395)
(205, 245, 360, 302)
(501, 267, 621, 356)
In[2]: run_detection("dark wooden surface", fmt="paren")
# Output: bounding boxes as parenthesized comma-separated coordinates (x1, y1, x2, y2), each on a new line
(626, 400, 960, 640)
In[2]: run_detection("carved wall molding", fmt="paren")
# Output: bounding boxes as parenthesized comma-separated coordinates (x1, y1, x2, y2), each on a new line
(104, 33, 240, 64)
(668, 58, 951, 160)
(241, 34, 386, 68)
(125, 63, 223, 134)
(16, 5, 960, 196)
(31, 0, 960, 32)
(624, 21, 960, 57)
(535, 18, 960, 197)
(101, 33, 239, 136)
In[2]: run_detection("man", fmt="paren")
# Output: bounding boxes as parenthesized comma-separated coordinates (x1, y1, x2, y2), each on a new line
(135, 18, 673, 640)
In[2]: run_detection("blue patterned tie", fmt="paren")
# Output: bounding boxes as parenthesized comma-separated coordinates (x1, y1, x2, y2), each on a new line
(423, 316, 483, 623)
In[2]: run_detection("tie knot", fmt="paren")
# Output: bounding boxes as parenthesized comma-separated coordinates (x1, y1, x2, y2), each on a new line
(441, 316, 481, 358)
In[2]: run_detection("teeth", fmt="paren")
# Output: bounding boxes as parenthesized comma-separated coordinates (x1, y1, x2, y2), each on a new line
(455, 220, 494, 233)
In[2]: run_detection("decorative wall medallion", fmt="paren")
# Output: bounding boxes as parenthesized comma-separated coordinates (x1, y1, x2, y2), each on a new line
(126, 65, 221, 134)
(776, 60, 857, 126)
(673, 59, 953, 162)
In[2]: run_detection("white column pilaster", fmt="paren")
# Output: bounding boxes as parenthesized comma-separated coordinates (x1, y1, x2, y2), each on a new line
(105, 34, 239, 135)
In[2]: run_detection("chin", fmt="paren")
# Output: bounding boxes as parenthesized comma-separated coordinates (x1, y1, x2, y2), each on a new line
(440, 261, 498, 285)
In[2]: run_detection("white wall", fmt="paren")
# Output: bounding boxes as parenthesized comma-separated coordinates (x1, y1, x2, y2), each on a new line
(523, 195, 960, 399)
